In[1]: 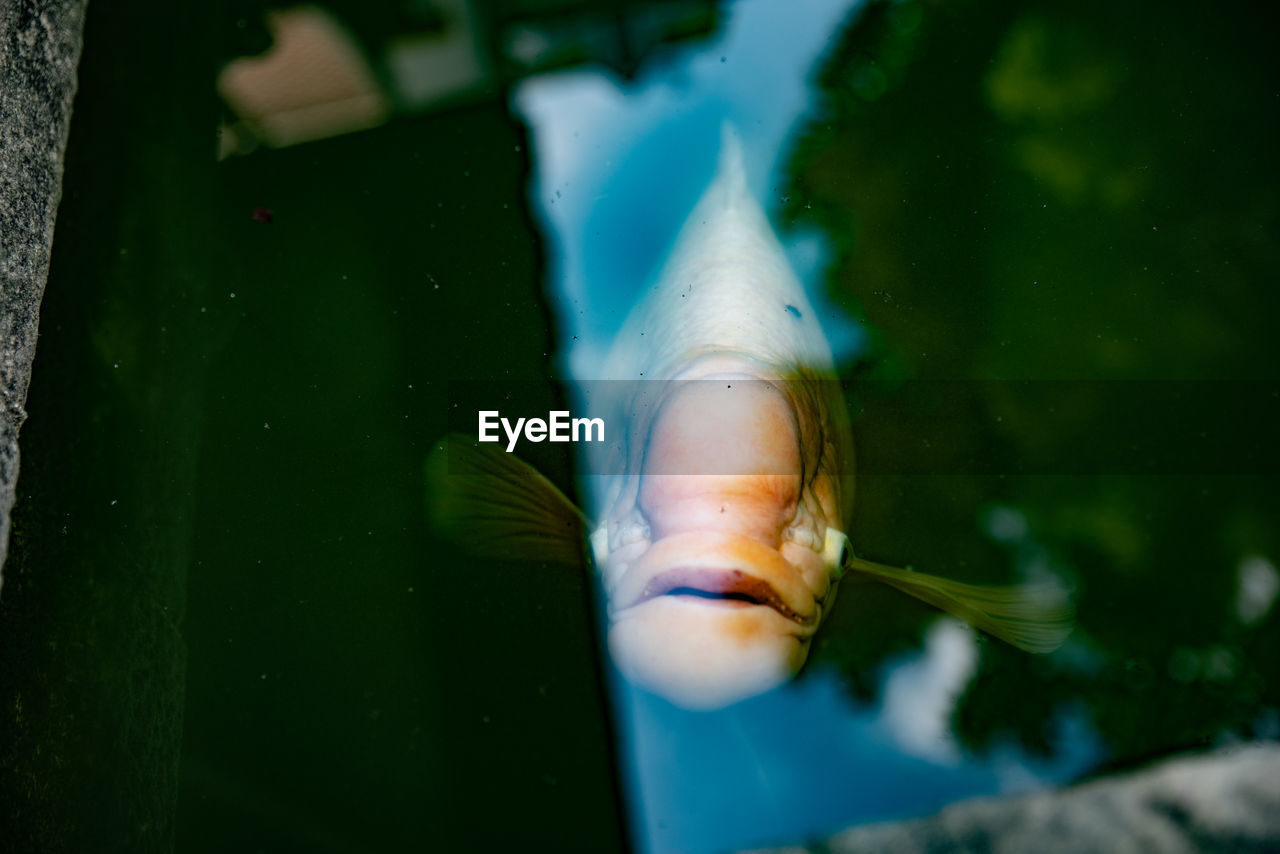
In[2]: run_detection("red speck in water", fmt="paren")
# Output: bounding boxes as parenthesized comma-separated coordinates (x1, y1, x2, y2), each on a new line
(251, 206, 274, 224)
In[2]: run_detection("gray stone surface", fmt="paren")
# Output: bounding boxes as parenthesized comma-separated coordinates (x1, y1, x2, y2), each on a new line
(747, 743, 1280, 854)
(0, 0, 86, 587)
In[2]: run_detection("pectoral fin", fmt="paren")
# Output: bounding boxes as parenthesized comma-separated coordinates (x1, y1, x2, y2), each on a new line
(424, 434, 588, 566)
(827, 531, 1074, 653)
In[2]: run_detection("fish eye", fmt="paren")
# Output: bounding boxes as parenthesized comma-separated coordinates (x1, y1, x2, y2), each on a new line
(824, 529, 851, 580)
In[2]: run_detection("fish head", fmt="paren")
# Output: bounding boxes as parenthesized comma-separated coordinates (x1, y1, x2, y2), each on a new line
(595, 375, 846, 710)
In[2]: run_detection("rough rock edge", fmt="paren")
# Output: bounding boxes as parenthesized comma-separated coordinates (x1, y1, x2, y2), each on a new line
(744, 742, 1280, 854)
(0, 0, 88, 589)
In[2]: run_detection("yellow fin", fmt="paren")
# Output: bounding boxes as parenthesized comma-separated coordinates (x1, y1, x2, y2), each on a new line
(844, 554, 1074, 654)
(424, 434, 588, 566)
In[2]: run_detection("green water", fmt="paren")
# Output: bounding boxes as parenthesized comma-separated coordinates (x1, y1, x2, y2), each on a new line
(786, 0, 1280, 764)
(1, 0, 1276, 851)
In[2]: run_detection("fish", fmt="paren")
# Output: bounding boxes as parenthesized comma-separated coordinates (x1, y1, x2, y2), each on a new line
(426, 126, 1072, 710)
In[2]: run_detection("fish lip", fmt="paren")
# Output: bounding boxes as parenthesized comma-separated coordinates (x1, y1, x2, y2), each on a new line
(608, 532, 821, 629)
(627, 567, 817, 626)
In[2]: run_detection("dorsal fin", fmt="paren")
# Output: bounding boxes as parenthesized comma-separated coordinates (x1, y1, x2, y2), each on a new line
(712, 120, 749, 203)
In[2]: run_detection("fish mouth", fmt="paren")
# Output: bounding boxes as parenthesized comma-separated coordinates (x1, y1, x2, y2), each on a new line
(630, 567, 815, 625)
(608, 531, 821, 629)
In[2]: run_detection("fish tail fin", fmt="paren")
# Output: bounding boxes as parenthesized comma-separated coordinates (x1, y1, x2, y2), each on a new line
(844, 554, 1075, 654)
(424, 434, 588, 566)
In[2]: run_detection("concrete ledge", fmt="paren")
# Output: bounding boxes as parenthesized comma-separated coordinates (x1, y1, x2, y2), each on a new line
(747, 743, 1280, 854)
(0, 0, 87, 585)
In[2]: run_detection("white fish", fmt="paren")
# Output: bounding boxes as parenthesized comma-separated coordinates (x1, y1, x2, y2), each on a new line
(575, 127, 851, 708)
(428, 127, 1071, 710)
